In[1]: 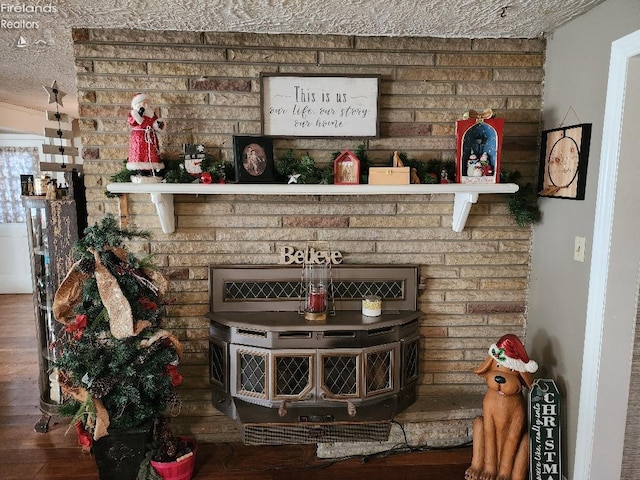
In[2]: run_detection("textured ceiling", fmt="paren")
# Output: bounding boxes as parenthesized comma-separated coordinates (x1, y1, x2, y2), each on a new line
(0, 0, 605, 119)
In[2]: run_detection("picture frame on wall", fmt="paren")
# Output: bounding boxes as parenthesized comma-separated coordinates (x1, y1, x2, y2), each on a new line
(538, 123, 592, 200)
(260, 73, 380, 138)
(232, 135, 275, 184)
(20, 174, 34, 196)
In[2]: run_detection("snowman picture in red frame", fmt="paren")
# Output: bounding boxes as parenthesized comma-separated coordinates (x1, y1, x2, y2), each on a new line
(455, 115, 504, 184)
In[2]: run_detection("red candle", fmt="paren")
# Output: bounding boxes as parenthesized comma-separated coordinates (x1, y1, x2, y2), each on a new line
(308, 289, 327, 313)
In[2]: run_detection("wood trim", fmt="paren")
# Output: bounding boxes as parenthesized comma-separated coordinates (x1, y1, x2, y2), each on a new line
(574, 29, 640, 480)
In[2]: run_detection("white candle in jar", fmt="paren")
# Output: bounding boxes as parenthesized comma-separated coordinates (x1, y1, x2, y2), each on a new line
(362, 295, 382, 317)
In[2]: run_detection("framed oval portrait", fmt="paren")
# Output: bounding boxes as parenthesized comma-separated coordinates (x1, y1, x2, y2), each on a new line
(233, 135, 275, 183)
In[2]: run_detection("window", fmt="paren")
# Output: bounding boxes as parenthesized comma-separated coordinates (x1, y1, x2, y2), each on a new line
(0, 147, 39, 223)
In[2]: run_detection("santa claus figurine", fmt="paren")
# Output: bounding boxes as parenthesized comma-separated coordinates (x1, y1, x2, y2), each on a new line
(127, 93, 165, 176)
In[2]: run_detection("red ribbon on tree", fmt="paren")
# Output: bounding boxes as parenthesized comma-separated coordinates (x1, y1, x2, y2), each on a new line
(74, 421, 93, 453)
(139, 297, 158, 310)
(165, 364, 183, 387)
(65, 314, 87, 340)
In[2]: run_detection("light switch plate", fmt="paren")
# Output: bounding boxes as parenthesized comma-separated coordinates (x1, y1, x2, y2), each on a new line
(574, 236, 586, 262)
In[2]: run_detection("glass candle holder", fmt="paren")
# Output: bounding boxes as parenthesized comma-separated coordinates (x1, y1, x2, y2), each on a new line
(304, 263, 328, 321)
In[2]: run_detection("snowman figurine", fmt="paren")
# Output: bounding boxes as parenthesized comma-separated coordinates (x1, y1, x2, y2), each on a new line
(467, 150, 478, 177)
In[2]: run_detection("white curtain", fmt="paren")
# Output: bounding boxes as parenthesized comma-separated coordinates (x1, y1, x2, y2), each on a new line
(0, 147, 39, 223)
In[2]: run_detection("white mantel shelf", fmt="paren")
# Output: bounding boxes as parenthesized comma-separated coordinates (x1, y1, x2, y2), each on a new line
(106, 182, 519, 234)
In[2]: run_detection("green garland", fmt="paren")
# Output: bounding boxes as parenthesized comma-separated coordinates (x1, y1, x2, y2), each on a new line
(105, 144, 539, 227)
(501, 170, 541, 227)
(275, 149, 333, 184)
(106, 155, 234, 191)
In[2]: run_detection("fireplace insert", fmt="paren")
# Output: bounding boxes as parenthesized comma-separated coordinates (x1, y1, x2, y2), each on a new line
(208, 265, 420, 445)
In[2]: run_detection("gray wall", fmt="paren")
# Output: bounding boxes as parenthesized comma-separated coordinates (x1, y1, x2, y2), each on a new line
(528, 0, 640, 477)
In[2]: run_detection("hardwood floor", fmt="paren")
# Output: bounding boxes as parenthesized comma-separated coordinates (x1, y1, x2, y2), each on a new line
(0, 294, 471, 479)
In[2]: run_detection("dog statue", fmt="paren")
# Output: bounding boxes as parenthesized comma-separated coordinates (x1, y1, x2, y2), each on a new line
(465, 334, 538, 480)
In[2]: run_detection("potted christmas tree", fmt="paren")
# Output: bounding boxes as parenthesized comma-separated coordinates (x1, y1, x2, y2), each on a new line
(52, 215, 188, 480)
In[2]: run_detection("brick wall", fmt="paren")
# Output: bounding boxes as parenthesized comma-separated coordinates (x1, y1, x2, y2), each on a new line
(73, 29, 543, 442)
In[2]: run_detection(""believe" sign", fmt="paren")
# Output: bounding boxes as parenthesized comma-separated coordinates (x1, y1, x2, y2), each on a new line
(280, 245, 343, 265)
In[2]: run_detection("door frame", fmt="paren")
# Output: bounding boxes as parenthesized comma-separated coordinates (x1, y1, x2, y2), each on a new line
(573, 29, 640, 479)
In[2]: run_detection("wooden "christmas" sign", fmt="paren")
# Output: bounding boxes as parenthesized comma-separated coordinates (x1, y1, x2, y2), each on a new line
(529, 379, 562, 480)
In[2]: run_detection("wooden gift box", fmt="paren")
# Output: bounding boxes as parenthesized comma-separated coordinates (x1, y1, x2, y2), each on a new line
(455, 117, 504, 184)
(368, 167, 410, 185)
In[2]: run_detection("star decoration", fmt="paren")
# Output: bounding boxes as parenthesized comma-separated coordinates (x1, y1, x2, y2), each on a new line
(288, 173, 301, 184)
(43, 81, 65, 107)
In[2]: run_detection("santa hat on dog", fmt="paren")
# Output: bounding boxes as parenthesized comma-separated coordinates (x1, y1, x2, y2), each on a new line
(489, 334, 538, 373)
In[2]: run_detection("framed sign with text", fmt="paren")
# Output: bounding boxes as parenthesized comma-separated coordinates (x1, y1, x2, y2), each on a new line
(261, 74, 379, 137)
(529, 379, 562, 480)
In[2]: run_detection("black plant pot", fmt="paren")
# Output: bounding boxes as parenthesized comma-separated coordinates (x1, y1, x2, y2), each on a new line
(92, 423, 153, 480)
